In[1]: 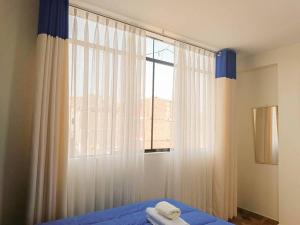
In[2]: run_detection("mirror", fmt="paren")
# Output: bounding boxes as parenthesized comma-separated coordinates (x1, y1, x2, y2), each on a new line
(252, 106, 279, 165)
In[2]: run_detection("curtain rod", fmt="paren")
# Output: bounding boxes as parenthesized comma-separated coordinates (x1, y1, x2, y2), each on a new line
(69, 3, 217, 54)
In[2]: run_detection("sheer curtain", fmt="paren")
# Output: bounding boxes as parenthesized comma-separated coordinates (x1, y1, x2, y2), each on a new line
(167, 42, 215, 213)
(67, 7, 146, 216)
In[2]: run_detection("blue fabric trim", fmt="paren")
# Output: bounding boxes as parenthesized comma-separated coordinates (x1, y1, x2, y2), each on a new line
(216, 48, 236, 79)
(38, 0, 69, 39)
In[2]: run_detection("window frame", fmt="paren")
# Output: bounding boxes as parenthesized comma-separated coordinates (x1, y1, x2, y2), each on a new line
(144, 36, 174, 153)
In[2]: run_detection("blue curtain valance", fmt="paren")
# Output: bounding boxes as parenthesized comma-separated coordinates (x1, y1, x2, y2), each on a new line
(38, 0, 69, 39)
(215, 48, 236, 79)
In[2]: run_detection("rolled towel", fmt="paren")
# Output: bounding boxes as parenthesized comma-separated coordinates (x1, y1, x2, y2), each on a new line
(155, 201, 181, 220)
(146, 207, 189, 225)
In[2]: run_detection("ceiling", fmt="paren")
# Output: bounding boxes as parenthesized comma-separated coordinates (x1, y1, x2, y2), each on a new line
(78, 0, 300, 55)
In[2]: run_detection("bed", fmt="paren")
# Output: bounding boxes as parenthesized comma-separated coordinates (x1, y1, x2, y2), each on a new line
(40, 198, 233, 225)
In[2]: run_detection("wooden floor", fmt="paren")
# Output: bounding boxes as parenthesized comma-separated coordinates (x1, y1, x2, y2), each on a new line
(229, 208, 278, 225)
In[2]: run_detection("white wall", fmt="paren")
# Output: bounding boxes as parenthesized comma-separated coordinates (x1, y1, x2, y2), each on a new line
(236, 65, 279, 220)
(0, 0, 38, 224)
(238, 43, 300, 225)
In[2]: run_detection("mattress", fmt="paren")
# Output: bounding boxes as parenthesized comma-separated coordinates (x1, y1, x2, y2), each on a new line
(40, 198, 233, 225)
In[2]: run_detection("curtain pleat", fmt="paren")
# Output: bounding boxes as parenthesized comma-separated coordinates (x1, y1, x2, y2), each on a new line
(67, 7, 146, 216)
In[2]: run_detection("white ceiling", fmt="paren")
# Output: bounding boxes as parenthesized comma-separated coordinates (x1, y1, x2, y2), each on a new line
(79, 0, 300, 55)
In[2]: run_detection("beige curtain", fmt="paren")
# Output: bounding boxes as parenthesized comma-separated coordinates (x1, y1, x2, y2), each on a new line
(213, 77, 237, 219)
(27, 34, 69, 225)
(167, 42, 216, 213)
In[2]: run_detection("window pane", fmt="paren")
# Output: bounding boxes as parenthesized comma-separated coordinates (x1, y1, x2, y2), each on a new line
(153, 63, 174, 149)
(144, 61, 153, 149)
(154, 39, 174, 63)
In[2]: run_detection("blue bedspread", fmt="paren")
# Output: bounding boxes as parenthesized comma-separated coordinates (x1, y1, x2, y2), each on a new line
(40, 199, 233, 225)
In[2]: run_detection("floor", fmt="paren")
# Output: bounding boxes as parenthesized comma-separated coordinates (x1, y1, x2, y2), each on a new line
(229, 208, 278, 225)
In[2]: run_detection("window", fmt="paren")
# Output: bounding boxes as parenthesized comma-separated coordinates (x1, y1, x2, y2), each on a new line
(68, 8, 147, 158)
(69, 8, 173, 157)
(145, 37, 174, 153)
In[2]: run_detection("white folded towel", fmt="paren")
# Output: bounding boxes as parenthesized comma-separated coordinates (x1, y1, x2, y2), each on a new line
(155, 201, 181, 220)
(147, 217, 159, 225)
(146, 207, 189, 225)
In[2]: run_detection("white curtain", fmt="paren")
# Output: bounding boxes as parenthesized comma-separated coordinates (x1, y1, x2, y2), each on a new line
(67, 7, 146, 216)
(167, 42, 216, 213)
